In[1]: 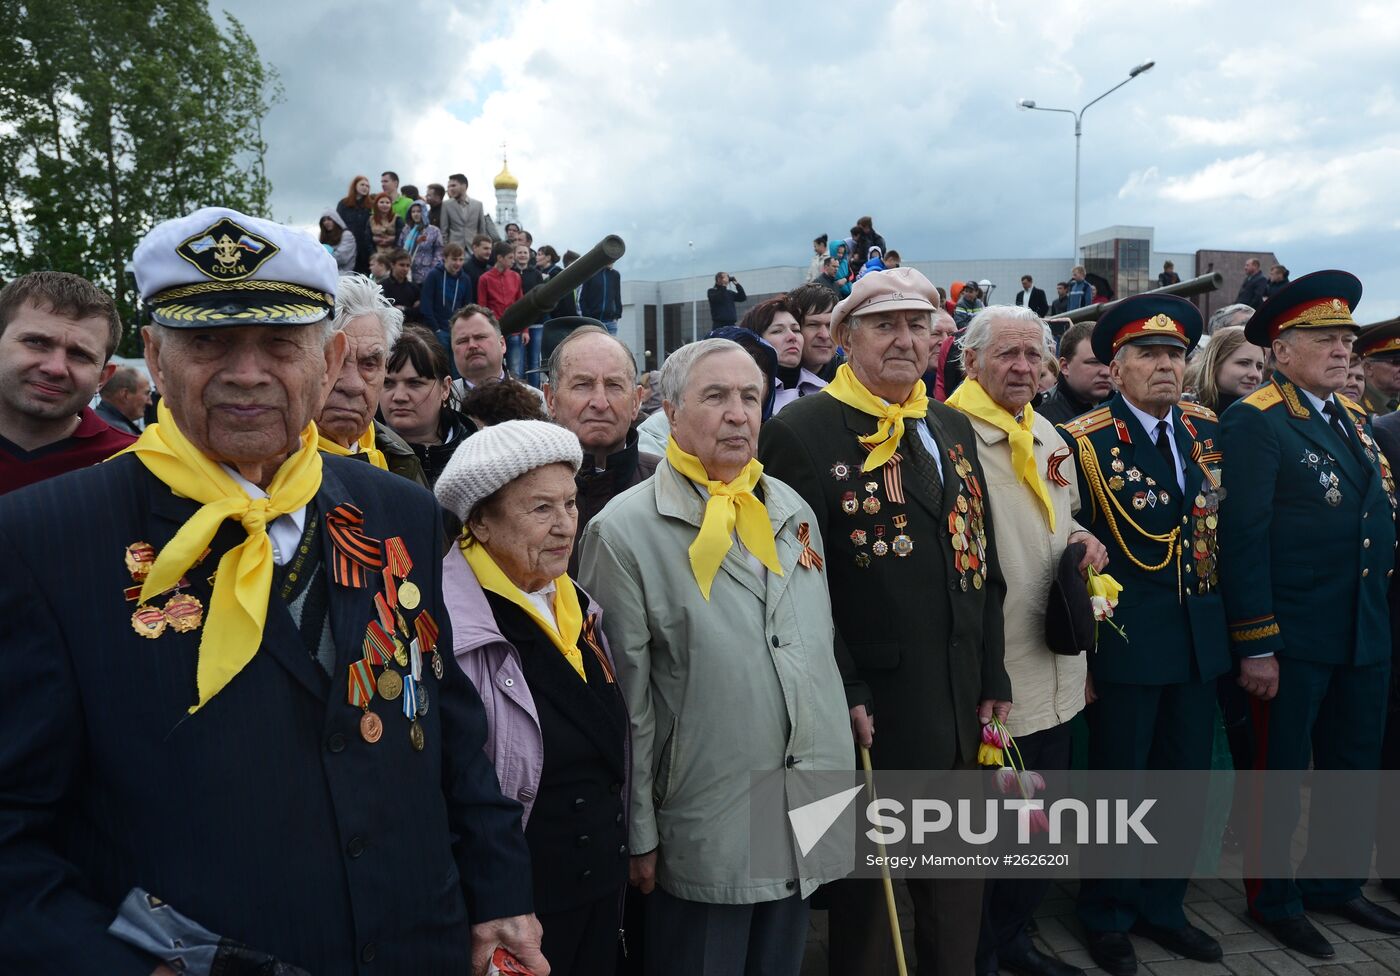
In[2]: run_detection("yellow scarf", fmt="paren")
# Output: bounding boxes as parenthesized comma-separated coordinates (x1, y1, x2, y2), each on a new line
(121, 400, 323, 713)
(822, 363, 929, 471)
(460, 539, 586, 680)
(665, 437, 783, 601)
(317, 424, 387, 470)
(946, 378, 1056, 531)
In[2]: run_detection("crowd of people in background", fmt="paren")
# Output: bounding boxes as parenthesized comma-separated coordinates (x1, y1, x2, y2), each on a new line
(4, 187, 1400, 976)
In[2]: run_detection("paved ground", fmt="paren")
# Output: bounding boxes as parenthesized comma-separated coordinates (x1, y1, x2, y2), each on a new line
(801, 879, 1400, 975)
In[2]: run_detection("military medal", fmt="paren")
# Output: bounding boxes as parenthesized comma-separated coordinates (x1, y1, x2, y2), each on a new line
(1108, 476, 1125, 491)
(871, 525, 889, 557)
(850, 529, 867, 547)
(398, 581, 421, 610)
(432, 652, 444, 680)
(374, 592, 395, 634)
(830, 461, 852, 481)
(410, 638, 423, 682)
(131, 605, 167, 638)
(416, 684, 429, 718)
(393, 637, 410, 668)
(409, 720, 425, 752)
(384, 536, 413, 578)
(1158, 490, 1170, 506)
(402, 673, 420, 719)
(162, 592, 204, 632)
(360, 711, 383, 743)
(1111, 458, 1125, 474)
(841, 491, 858, 515)
(1326, 486, 1342, 506)
(862, 482, 881, 515)
(377, 667, 403, 700)
(1132, 492, 1148, 510)
(1127, 468, 1142, 482)
(364, 621, 395, 665)
(854, 552, 871, 569)
(124, 542, 157, 580)
(892, 515, 913, 557)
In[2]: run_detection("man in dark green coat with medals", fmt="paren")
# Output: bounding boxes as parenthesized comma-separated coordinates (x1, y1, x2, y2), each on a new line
(1058, 295, 1230, 975)
(1218, 271, 1400, 958)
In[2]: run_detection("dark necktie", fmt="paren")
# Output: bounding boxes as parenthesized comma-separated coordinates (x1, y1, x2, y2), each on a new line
(1323, 401, 1354, 449)
(1154, 420, 1178, 478)
(899, 417, 943, 510)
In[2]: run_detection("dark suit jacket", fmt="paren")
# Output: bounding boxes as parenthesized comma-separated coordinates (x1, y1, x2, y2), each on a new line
(759, 393, 1011, 771)
(0, 454, 531, 975)
(1014, 286, 1049, 317)
(1058, 394, 1231, 685)
(1219, 376, 1396, 666)
(1236, 271, 1269, 309)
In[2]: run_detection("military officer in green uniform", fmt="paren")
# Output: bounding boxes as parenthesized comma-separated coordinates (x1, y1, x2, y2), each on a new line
(1058, 295, 1230, 976)
(1355, 316, 1400, 417)
(1218, 270, 1400, 958)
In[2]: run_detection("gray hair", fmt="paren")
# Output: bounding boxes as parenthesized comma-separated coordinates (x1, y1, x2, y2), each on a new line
(659, 338, 754, 409)
(1207, 303, 1254, 335)
(333, 274, 403, 346)
(546, 325, 638, 389)
(959, 304, 1047, 369)
(102, 365, 144, 396)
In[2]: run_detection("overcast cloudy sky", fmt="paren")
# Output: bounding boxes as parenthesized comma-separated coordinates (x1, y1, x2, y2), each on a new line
(221, 0, 1400, 319)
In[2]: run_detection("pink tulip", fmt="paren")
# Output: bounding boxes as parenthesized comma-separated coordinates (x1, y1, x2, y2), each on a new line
(1029, 809, 1050, 834)
(994, 767, 1019, 794)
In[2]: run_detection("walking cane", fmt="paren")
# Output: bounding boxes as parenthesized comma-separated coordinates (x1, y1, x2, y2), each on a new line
(860, 744, 909, 976)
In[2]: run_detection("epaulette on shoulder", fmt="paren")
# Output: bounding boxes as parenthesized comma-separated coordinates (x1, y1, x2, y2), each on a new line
(1178, 401, 1218, 422)
(1336, 393, 1366, 420)
(1059, 406, 1112, 438)
(1242, 384, 1283, 411)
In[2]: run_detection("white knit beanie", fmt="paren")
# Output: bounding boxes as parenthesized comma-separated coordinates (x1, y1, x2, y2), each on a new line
(435, 420, 583, 519)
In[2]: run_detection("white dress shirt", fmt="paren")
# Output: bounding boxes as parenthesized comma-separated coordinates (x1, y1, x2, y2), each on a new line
(222, 465, 308, 567)
(1121, 397, 1185, 493)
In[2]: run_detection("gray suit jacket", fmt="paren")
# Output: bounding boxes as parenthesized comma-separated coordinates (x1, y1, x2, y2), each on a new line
(439, 196, 500, 247)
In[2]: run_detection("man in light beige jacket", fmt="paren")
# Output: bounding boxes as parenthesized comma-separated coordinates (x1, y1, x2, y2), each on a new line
(948, 304, 1108, 976)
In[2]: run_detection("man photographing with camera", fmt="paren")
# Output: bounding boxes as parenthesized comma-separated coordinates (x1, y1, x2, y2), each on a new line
(706, 271, 747, 328)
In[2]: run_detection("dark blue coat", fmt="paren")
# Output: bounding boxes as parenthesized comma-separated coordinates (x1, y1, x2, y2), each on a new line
(0, 454, 531, 975)
(1218, 374, 1397, 665)
(1059, 393, 1231, 685)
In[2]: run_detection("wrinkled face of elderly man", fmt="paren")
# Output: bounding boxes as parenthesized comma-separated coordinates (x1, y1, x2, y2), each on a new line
(837, 309, 934, 403)
(318, 313, 389, 448)
(145, 323, 346, 487)
(545, 331, 641, 458)
(664, 347, 763, 483)
(963, 315, 1045, 414)
(1273, 327, 1355, 399)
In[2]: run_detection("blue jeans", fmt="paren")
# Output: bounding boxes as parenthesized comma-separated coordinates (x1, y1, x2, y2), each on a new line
(505, 333, 525, 380)
(527, 324, 544, 387)
(602, 320, 618, 336)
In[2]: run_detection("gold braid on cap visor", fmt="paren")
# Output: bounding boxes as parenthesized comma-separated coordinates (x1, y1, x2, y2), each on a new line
(151, 279, 334, 306)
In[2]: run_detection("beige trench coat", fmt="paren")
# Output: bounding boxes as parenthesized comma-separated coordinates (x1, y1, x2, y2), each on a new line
(966, 411, 1088, 738)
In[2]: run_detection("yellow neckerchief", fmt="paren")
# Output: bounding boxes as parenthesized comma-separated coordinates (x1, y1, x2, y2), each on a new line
(120, 400, 323, 713)
(665, 437, 783, 601)
(946, 378, 1056, 531)
(459, 537, 586, 680)
(317, 424, 387, 470)
(822, 363, 929, 471)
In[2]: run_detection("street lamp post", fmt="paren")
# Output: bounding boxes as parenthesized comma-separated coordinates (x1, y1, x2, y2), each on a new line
(1017, 60, 1155, 260)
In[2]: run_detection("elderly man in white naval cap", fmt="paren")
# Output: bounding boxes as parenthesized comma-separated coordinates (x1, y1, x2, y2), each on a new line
(0, 207, 549, 975)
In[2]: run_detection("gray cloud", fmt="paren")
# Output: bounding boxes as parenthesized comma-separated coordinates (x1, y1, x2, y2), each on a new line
(219, 0, 1400, 319)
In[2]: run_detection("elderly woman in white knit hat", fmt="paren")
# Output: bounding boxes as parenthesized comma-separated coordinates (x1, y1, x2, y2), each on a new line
(436, 419, 630, 976)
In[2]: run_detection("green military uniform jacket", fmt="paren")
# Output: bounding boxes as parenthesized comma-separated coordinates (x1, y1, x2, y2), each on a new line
(759, 392, 1011, 772)
(1218, 374, 1397, 665)
(1360, 383, 1398, 419)
(1058, 393, 1231, 686)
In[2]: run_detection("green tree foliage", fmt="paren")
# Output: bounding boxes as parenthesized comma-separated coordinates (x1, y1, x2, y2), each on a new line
(0, 0, 280, 354)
